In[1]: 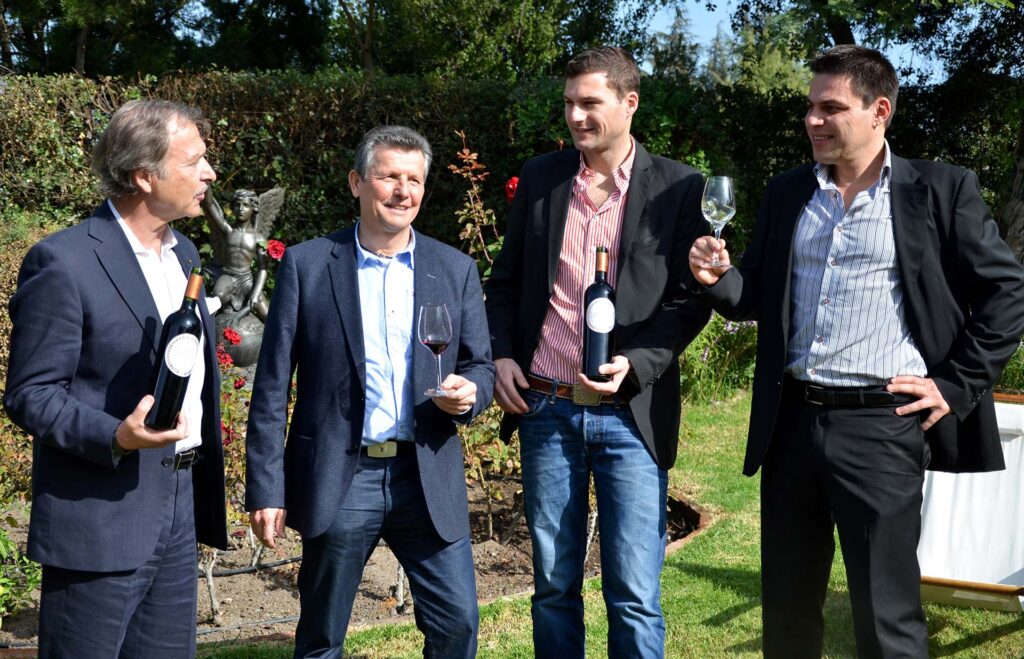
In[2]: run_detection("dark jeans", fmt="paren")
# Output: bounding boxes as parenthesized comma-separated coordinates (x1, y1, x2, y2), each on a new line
(38, 467, 198, 659)
(293, 449, 478, 659)
(761, 381, 930, 659)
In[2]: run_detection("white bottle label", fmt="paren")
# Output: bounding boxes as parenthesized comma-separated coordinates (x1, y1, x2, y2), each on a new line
(164, 334, 199, 377)
(586, 298, 615, 334)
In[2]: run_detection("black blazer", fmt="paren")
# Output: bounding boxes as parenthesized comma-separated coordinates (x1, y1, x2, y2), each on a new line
(244, 228, 494, 542)
(704, 155, 1024, 475)
(485, 143, 710, 470)
(4, 203, 227, 571)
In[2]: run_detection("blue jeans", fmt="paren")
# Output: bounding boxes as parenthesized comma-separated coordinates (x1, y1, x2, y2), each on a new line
(519, 391, 668, 659)
(294, 449, 478, 659)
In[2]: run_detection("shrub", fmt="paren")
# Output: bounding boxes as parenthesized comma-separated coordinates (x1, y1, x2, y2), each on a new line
(680, 313, 758, 403)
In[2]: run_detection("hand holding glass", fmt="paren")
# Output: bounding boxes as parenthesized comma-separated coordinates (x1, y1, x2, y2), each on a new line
(418, 303, 453, 398)
(701, 176, 736, 268)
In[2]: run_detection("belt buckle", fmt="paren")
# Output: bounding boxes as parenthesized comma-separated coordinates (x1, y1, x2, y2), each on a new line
(366, 441, 398, 458)
(572, 384, 602, 407)
(174, 449, 197, 470)
(804, 384, 824, 406)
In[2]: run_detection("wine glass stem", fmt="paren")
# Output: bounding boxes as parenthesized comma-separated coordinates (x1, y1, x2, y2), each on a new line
(435, 354, 443, 392)
(713, 227, 723, 263)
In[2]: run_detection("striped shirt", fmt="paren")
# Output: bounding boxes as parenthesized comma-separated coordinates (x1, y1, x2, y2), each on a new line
(786, 142, 927, 386)
(530, 141, 635, 383)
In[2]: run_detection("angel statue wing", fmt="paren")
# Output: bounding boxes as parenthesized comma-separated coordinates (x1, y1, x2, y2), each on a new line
(255, 187, 286, 241)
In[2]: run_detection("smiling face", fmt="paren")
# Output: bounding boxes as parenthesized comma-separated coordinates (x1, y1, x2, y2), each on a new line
(348, 146, 426, 247)
(137, 118, 216, 221)
(805, 73, 890, 174)
(563, 71, 637, 162)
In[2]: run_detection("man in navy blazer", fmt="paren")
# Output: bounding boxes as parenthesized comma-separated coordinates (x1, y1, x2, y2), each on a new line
(245, 125, 494, 658)
(4, 100, 227, 658)
(691, 46, 1024, 657)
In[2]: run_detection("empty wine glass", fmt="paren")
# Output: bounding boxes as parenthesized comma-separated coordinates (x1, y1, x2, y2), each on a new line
(418, 303, 453, 397)
(701, 176, 736, 268)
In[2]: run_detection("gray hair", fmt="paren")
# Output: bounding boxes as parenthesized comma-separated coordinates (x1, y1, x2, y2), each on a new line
(91, 100, 210, 198)
(352, 125, 432, 180)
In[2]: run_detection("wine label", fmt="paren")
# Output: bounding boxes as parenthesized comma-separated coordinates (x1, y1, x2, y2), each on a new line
(586, 298, 615, 333)
(164, 334, 199, 377)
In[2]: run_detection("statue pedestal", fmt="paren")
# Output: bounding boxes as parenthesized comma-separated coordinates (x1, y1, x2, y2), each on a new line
(216, 313, 264, 367)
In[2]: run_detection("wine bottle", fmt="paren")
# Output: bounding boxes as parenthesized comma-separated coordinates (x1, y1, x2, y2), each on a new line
(146, 268, 204, 430)
(583, 246, 615, 382)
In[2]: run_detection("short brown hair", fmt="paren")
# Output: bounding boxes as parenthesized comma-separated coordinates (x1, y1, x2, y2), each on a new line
(810, 45, 899, 124)
(92, 100, 210, 198)
(565, 46, 640, 99)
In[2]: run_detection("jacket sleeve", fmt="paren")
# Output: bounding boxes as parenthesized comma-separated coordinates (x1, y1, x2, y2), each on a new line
(454, 260, 495, 422)
(484, 161, 530, 362)
(4, 241, 122, 469)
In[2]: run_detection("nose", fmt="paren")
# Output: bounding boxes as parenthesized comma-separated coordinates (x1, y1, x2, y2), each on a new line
(805, 109, 823, 126)
(393, 177, 409, 196)
(200, 156, 216, 182)
(567, 103, 586, 124)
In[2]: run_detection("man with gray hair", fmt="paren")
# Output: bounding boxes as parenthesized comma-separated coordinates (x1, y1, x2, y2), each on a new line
(245, 125, 494, 658)
(4, 99, 227, 657)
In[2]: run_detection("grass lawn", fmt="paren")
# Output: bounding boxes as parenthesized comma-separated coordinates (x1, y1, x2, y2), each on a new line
(200, 392, 1024, 657)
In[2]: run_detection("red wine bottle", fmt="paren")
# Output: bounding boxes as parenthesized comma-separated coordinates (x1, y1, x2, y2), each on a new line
(583, 246, 615, 382)
(146, 268, 204, 430)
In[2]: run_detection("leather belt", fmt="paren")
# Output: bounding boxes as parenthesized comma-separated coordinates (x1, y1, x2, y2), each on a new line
(789, 378, 917, 408)
(526, 374, 635, 407)
(362, 440, 415, 459)
(162, 449, 199, 471)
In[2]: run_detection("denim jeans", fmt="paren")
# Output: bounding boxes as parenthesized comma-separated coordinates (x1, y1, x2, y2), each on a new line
(518, 390, 668, 659)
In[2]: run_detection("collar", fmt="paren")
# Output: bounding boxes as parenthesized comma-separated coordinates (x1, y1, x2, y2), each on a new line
(577, 136, 637, 191)
(813, 139, 893, 192)
(108, 199, 178, 256)
(354, 221, 416, 268)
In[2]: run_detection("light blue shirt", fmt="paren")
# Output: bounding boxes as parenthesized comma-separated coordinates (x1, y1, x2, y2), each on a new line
(354, 224, 416, 445)
(786, 141, 927, 386)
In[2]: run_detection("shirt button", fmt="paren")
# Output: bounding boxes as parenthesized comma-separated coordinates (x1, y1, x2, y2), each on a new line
(836, 224, 844, 233)
(817, 336, 824, 343)
(830, 259, 838, 267)
(822, 297, 829, 305)
(810, 368, 817, 375)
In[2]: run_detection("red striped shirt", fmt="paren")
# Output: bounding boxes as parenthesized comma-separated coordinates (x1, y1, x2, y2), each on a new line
(530, 141, 635, 383)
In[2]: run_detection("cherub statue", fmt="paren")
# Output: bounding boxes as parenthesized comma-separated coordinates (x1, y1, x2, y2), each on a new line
(201, 187, 285, 327)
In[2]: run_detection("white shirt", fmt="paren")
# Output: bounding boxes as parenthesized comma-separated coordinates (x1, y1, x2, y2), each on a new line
(110, 200, 205, 452)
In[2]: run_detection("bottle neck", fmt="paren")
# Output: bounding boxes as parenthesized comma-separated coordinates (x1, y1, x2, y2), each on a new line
(593, 270, 607, 284)
(179, 296, 198, 313)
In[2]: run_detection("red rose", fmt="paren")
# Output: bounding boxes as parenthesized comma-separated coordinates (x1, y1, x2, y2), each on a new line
(267, 239, 286, 261)
(216, 344, 234, 367)
(223, 327, 242, 345)
(505, 176, 519, 204)
(233, 377, 246, 390)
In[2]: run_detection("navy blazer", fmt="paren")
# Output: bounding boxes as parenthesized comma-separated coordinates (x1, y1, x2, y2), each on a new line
(244, 227, 494, 543)
(485, 143, 711, 470)
(704, 155, 1024, 475)
(4, 203, 228, 572)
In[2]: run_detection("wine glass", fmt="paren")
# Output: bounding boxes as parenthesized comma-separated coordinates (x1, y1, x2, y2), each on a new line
(418, 303, 453, 398)
(701, 176, 736, 268)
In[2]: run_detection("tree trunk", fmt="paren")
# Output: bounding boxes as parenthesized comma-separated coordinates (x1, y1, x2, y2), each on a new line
(0, 0, 14, 69)
(808, 0, 856, 45)
(74, 24, 88, 74)
(998, 119, 1024, 263)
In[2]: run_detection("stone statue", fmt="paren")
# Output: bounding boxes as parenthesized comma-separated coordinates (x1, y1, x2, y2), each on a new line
(201, 187, 285, 366)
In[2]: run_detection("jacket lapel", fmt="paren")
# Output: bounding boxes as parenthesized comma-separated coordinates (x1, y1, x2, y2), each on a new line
(412, 235, 442, 399)
(616, 142, 653, 282)
(328, 230, 366, 390)
(889, 155, 929, 285)
(546, 152, 579, 291)
(90, 205, 162, 354)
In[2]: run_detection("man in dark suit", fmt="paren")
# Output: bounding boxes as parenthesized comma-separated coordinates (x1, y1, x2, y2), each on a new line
(245, 125, 494, 658)
(690, 45, 1024, 657)
(484, 47, 709, 657)
(4, 100, 227, 658)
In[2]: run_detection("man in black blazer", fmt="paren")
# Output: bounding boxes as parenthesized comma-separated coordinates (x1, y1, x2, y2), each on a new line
(485, 47, 709, 657)
(245, 125, 494, 658)
(4, 100, 227, 658)
(691, 45, 1024, 657)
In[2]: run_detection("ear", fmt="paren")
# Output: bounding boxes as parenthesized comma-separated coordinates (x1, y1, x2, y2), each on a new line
(874, 97, 892, 128)
(347, 170, 362, 198)
(624, 90, 639, 117)
(132, 168, 154, 195)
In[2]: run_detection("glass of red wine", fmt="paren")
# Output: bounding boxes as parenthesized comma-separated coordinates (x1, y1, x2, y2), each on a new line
(418, 302, 453, 398)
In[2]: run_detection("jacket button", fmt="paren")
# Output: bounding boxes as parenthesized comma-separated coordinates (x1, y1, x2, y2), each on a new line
(161, 457, 173, 467)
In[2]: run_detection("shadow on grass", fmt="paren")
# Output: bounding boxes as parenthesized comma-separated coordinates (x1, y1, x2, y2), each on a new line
(928, 611, 1024, 657)
(666, 561, 760, 625)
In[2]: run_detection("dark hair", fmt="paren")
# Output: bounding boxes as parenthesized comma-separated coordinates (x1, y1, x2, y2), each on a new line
(810, 45, 899, 124)
(353, 125, 433, 179)
(565, 46, 640, 98)
(91, 100, 210, 198)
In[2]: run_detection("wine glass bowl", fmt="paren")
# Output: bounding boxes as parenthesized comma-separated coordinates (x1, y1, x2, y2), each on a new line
(701, 176, 736, 268)
(417, 303, 453, 398)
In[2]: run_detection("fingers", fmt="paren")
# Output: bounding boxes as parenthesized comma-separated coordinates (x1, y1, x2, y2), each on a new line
(433, 376, 477, 415)
(888, 376, 950, 428)
(688, 238, 731, 284)
(495, 359, 529, 414)
(252, 509, 284, 549)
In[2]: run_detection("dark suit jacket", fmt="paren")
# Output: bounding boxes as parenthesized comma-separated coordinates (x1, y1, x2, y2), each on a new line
(485, 143, 710, 470)
(4, 203, 227, 572)
(703, 155, 1024, 475)
(244, 227, 494, 543)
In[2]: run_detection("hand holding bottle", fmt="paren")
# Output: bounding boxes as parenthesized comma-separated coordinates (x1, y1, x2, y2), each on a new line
(115, 394, 189, 452)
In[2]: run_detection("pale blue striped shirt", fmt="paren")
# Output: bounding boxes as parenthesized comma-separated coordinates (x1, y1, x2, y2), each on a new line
(355, 224, 416, 444)
(786, 143, 927, 386)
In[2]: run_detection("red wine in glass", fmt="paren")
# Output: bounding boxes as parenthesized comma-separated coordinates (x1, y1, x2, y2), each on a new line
(418, 303, 453, 397)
